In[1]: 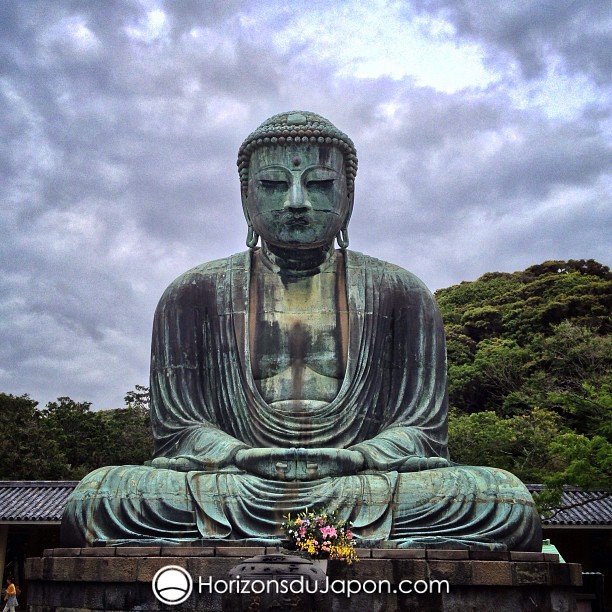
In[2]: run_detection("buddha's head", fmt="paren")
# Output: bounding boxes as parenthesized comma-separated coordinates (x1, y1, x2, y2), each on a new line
(237, 111, 357, 250)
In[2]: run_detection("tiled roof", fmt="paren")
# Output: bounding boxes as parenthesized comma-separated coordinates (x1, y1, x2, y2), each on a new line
(0, 481, 79, 521)
(527, 485, 612, 526)
(0, 481, 610, 525)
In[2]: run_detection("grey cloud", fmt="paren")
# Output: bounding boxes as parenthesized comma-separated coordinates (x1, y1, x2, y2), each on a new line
(350, 87, 611, 224)
(412, 0, 612, 84)
(343, 82, 610, 290)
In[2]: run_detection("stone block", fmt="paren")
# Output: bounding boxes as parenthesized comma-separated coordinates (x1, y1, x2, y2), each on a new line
(136, 557, 188, 582)
(101, 557, 139, 582)
(57, 557, 86, 582)
(42, 557, 80, 581)
(371, 548, 426, 559)
(568, 563, 583, 586)
(47, 548, 82, 557)
(79, 547, 116, 557)
(509, 551, 544, 562)
(470, 560, 513, 585)
(334, 558, 430, 584)
(214, 546, 266, 557)
(160, 546, 215, 557)
(512, 561, 551, 585)
(187, 557, 237, 582)
(426, 549, 469, 560)
(549, 562, 572, 585)
(394, 559, 430, 583)
(116, 546, 161, 557)
(80, 583, 107, 609)
(25, 556, 43, 579)
(469, 550, 510, 561)
(550, 587, 584, 612)
(102, 584, 154, 610)
(330, 559, 398, 582)
(47, 557, 138, 583)
(428, 560, 472, 584)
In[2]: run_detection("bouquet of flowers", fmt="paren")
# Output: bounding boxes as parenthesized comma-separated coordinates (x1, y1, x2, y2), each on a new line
(281, 508, 358, 564)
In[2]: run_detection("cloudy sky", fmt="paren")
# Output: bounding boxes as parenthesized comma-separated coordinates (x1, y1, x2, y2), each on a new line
(1, 0, 610, 410)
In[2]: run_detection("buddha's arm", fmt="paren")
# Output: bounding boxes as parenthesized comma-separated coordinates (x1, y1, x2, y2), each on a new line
(149, 269, 249, 471)
(150, 365, 250, 470)
(348, 269, 450, 472)
(350, 430, 451, 472)
(150, 389, 249, 471)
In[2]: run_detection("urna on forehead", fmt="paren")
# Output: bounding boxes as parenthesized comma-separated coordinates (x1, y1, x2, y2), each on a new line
(237, 111, 358, 192)
(248, 142, 345, 171)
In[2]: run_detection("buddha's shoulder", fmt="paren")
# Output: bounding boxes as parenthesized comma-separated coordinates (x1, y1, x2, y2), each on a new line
(346, 250, 433, 296)
(159, 251, 250, 300)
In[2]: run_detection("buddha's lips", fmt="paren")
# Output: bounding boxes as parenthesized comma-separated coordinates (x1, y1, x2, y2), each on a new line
(284, 216, 309, 227)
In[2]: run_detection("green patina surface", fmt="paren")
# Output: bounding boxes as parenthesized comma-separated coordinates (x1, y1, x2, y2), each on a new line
(61, 111, 541, 551)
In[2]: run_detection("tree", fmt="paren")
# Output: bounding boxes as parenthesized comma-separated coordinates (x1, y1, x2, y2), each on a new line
(0, 393, 68, 479)
(448, 407, 562, 484)
(441, 260, 611, 503)
(0, 387, 154, 480)
(42, 397, 109, 479)
(437, 260, 611, 415)
(41, 389, 154, 477)
(124, 384, 150, 411)
(99, 385, 153, 466)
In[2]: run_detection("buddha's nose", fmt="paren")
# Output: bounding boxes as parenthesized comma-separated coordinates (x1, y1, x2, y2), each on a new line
(284, 182, 312, 211)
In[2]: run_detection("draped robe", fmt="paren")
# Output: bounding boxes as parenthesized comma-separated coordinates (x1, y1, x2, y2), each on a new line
(61, 250, 541, 550)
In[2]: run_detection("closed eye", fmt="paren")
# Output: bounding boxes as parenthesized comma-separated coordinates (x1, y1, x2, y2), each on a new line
(259, 180, 288, 189)
(306, 179, 334, 188)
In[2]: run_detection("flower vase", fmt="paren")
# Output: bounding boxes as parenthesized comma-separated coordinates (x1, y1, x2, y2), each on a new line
(311, 558, 328, 574)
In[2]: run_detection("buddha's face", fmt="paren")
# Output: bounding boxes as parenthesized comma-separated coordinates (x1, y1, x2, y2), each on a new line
(245, 144, 350, 249)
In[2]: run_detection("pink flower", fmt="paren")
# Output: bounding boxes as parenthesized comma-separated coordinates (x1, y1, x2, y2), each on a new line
(320, 526, 337, 538)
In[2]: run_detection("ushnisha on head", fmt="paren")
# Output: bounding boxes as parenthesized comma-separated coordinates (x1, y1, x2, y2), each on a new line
(237, 111, 358, 194)
(238, 111, 357, 249)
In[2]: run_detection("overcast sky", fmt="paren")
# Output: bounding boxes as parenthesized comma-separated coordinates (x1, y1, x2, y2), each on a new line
(1, 0, 610, 410)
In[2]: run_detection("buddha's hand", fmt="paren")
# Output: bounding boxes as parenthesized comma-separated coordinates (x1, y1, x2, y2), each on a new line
(294, 448, 365, 480)
(400, 456, 452, 472)
(234, 448, 365, 481)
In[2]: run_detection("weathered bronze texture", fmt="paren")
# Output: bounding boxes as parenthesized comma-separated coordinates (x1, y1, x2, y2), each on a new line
(61, 111, 541, 551)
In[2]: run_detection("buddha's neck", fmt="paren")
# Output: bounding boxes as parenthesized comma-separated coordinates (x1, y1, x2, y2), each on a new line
(260, 242, 336, 278)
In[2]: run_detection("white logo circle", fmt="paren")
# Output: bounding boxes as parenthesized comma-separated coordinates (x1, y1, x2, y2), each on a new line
(152, 565, 193, 605)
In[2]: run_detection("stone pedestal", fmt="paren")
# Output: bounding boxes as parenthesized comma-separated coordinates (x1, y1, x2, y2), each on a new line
(25, 547, 583, 612)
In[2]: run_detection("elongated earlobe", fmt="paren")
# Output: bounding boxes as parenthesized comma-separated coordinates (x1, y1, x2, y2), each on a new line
(246, 225, 259, 248)
(336, 228, 349, 249)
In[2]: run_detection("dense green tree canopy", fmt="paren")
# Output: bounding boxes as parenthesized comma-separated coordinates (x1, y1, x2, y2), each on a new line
(0, 386, 152, 480)
(437, 259, 611, 509)
(0, 393, 67, 479)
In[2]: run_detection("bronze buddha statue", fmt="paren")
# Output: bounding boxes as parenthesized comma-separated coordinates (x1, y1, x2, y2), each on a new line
(62, 111, 541, 551)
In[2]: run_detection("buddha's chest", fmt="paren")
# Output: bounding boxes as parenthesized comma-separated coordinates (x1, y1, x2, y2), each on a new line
(248, 258, 348, 403)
